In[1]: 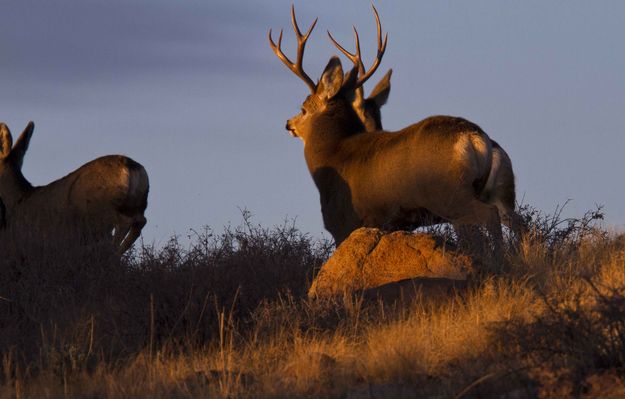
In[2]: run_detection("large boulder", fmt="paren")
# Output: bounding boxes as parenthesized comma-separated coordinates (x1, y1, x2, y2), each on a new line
(308, 228, 472, 299)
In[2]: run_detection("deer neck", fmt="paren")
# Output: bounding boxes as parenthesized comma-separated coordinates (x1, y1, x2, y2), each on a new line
(0, 170, 34, 207)
(303, 103, 364, 170)
(302, 106, 364, 234)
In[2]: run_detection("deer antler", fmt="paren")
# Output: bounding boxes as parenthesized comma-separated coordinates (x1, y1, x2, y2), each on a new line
(327, 4, 388, 88)
(269, 5, 318, 93)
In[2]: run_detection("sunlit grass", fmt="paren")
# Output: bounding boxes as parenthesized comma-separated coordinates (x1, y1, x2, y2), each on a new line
(1, 207, 624, 398)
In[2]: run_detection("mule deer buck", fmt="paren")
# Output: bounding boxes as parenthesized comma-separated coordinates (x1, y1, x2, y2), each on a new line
(0, 121, 148, 253)
(327, 19, 525, 239)
(269, 6, 509, 259)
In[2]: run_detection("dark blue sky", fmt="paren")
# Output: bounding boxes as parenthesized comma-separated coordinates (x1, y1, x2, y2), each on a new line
(1, 1, 624, 244)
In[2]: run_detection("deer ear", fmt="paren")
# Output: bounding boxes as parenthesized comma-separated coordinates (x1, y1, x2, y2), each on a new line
(0, 123, 13, 158)
(367, 68, 392, 108)
(317, 56, 344, 100)
(10, 121, 34, 169)
(337, 66, 359, 103)
(342, 66, 359, 91)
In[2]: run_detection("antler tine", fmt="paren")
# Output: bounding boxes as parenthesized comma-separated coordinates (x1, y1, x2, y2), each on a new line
(290, 4, 317, 41)
(372, 4, 384, 51)
(327, 27, 366, 77)
(326, 4, 387, 88)
(356, 4, 388, 87)
(267, 6, 317, 93)
(291, 5, 318, 91)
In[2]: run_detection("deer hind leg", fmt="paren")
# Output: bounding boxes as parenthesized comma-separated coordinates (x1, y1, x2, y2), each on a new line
(452, 199, 504, 270)
(455, 224, 485, 254)
(113, 221, 131, 248)
(115, 161, 149, 254)
(484, 149, 526, 245)
(493, 199, 527, 245)
(507, 211, 527, 240)
(117, 215, 147, 254)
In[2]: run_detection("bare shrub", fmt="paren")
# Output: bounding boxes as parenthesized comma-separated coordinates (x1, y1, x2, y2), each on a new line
(0, 212, 330, 376)
(518, 202, 605, 252)
(1, 205, 624, 398)
(496, 239, 625, 397)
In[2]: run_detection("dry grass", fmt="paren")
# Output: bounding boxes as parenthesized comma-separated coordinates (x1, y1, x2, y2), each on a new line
(1, 207, 624, 398)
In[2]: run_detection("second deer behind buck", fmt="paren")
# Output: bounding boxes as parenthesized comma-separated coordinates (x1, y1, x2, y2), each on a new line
(269, 6, 518, 259)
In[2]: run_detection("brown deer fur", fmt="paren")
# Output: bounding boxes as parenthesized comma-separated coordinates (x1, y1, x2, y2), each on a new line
(284, 58, 504, 253)
(0, 122, 148, 253)
(353, 70, 525, 237)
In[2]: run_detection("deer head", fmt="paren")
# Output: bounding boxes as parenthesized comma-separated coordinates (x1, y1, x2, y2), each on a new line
(269, 6, 387, 143)
(326, 6, 391, 131)
(0, 122, 34, 206)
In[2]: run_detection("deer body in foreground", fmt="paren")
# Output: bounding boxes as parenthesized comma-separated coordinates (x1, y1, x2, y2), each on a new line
(0, 122, 148, 253)
(269, 7, 507, 256)
(300, 89, 499, 247)
(359, 74, 522, 236)
(367, 92, 522, 238)
(326, 11, 525, 239)
(338, 66, 523, 240)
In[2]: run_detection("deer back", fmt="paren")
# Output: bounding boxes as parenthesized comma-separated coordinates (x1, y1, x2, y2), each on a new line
(0, 122, 149, 247)
(25, 155, 147, 218)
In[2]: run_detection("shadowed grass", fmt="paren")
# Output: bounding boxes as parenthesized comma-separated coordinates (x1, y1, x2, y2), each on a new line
(1, 206, 624, 398)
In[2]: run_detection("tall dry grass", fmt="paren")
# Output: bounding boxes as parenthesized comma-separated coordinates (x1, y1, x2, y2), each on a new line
(1, 207, 624, 398)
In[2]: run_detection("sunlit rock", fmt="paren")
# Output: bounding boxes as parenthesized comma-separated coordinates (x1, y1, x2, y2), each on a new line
(308, 228, 472, 299)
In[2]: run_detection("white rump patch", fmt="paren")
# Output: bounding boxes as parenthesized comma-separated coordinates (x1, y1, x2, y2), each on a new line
(452, 135, 472, 163)
(126, 165, 148, 200)
(119, 167, 131, 192)
(468, 133, 491, 174)
(453, 133, 491, 176)
(127, 167, 144, 198)
(483, 148, 503, 199)
(119, 166, 143, 199)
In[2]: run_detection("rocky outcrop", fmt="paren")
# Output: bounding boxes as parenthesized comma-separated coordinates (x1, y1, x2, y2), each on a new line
(308, 228, 472, 299)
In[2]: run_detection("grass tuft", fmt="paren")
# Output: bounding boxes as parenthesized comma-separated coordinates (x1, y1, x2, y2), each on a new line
(1, 206, 623, 398)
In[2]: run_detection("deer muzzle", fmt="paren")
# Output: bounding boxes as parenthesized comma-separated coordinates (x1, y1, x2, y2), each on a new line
(286, 121, 297, 137)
